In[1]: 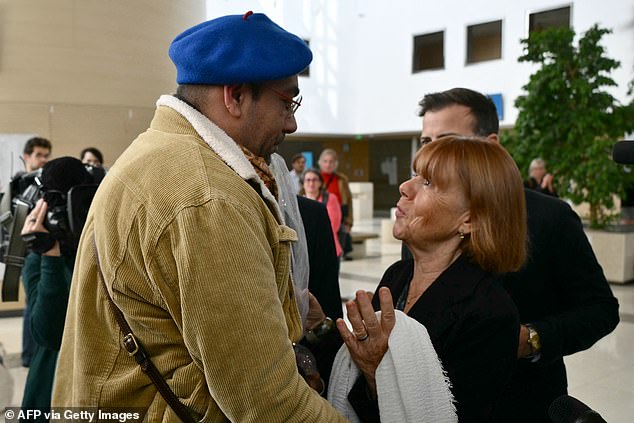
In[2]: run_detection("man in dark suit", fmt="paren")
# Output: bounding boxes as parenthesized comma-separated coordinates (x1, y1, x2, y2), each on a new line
(296, 195, 343, 321)
(405, 88, 619, 422)
(296, 195, 343, 391)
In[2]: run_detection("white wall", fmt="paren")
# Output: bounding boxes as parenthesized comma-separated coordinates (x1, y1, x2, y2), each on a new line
(207, 0, 634, 136)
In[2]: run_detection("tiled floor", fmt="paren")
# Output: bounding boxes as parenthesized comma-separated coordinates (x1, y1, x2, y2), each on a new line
(1, 219, 633, 422)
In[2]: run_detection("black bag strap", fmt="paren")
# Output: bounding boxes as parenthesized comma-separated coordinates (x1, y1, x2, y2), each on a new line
(93, 237, 196, 423)
(320, 191, 329, 206)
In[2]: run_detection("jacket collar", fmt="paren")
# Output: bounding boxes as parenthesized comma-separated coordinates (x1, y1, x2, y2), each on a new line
(156, 94, 281, 221)
(394, 255, 490, 341)
(431, 255, 488, 305)
(400, 254, 489, 312)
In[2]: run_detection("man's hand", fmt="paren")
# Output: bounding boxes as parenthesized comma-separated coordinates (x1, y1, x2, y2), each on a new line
(541, 173, 555, 193)
(306, 292, 327, 331)
(517, 324, 531, 358)
(21, 198, 60, 256)
(21, 198, 48, 235)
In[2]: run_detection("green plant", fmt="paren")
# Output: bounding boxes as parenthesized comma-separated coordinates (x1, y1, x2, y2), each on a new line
(502, 25, 634, 228)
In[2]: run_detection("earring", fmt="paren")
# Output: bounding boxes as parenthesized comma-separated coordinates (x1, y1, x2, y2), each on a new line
(458, 230, 465, 240)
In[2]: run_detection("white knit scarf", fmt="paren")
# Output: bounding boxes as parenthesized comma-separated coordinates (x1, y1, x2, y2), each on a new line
(328, 310, 457, 423)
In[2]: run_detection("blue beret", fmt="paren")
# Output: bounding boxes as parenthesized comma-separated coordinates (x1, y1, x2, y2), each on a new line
(169, 12, 313, 85)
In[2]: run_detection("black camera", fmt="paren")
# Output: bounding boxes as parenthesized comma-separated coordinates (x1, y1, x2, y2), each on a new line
(14, 167, 103, 240)
(0, 162, 104, 301)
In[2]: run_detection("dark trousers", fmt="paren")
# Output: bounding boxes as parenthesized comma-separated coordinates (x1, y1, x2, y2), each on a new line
(22, 304, 35, 367)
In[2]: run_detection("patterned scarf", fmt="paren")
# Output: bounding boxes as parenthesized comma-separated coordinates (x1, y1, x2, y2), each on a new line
(239, 146, 279, 200)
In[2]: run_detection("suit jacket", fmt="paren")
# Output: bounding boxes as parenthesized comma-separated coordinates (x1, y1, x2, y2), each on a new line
(349, 256, 519, 423)
(494, 189, 619, 423)
(297, 195, 343, 321)
(297, 195, 343, 392)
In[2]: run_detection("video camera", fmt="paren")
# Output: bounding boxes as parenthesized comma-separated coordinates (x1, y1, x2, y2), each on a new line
(0, 164, 105, 301)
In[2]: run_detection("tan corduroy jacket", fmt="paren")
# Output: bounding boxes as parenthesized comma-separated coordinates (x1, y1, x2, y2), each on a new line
(52, 96, 348, 423)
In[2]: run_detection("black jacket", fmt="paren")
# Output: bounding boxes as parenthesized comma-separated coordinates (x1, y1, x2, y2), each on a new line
(350, 255, 519, 423)
(296, 195, 343, 321)
(296, 196, 343, 392)
(493, 189, 619, 423)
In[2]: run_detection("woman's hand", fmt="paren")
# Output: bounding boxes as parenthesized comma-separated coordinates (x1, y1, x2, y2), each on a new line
(336, 287, 396, 396)
(21, 198, 60, 256)
(21, 198, 48, 235)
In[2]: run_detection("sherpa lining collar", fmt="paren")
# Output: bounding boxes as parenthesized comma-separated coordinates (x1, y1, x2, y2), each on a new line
(156, 94, 281, 220)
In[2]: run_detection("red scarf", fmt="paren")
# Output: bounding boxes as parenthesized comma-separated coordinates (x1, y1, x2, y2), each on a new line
(321, 172, 342, 205)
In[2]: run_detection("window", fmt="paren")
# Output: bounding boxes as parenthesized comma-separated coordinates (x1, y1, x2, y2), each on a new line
(412, 31, 444, 72)
(529, 6, 570, 33)
(300, 39, 310, 77)
(467, 20, 502, 64)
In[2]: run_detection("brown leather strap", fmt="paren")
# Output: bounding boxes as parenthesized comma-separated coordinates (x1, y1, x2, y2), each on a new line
(93, 237, 196, 423)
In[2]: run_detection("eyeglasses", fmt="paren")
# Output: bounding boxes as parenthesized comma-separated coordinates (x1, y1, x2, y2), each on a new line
(303, 177, 320, 183)
(268, 87, 302, 116)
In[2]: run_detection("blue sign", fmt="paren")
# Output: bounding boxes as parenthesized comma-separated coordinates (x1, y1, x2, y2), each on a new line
(488, 93, 504, 121)
(302, 151, 313, 169)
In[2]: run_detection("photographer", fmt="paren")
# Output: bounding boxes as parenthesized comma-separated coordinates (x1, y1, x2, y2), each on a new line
(19, 157, 91, 415)
(0, 137, 52, 368)
(0, 137, 52, 226)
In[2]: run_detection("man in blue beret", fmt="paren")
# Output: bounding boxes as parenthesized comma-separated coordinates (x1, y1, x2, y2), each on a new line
(53, 12, 349, 422)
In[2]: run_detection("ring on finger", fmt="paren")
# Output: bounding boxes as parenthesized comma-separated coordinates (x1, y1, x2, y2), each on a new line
(356, 332, 369, 342)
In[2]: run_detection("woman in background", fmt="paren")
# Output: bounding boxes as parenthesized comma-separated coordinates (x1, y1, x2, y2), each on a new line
(301, 168, 343, 258)
(80, 147, 104, 168)
(318, 149, 353, 257)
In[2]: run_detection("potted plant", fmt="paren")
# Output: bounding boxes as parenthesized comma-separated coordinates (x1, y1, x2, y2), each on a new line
(503, 24, 634, 228)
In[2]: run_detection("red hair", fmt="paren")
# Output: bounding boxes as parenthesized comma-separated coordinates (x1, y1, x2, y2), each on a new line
(413, 136, 527, 273)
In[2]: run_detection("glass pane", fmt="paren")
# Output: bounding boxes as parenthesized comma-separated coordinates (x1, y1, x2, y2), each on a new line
(412, 31, 444, 72)
(467, 20, 502, 63)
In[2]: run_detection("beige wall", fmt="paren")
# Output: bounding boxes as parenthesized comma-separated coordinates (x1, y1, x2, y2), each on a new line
(0, 0, 205, 167)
